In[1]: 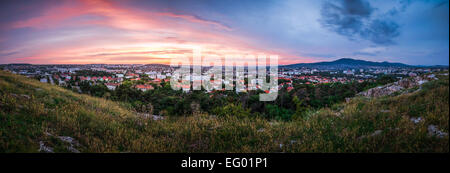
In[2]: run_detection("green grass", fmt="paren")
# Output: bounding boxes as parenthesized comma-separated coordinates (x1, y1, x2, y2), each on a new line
(0, 70, 448, 152)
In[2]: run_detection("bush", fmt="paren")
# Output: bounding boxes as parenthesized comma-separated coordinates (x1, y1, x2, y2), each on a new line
(212, 103, 251, 118)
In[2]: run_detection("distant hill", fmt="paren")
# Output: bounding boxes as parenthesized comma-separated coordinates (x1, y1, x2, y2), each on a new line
(283, 58, 412, 69)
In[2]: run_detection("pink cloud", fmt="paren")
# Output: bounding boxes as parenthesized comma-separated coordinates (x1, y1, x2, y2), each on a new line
(6, 0, 310, 65)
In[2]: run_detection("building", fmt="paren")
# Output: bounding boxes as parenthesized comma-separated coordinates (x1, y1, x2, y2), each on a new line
(40, 78, 48, 83)
(135, 84, 154, 92)
(105, 83, 120, 90)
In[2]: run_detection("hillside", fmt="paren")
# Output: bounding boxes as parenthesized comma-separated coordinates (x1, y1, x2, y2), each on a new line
(0, 70, 448, 152)
(283, 58, 412, 69)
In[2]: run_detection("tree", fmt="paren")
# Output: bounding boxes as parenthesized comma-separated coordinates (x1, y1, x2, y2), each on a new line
(292, 96, 308, 120)
(212, 103, 251, 119)
(265, 104, 293, 121)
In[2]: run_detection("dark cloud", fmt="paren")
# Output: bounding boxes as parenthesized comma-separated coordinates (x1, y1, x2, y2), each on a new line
(361, 20, 400, 44)
(320, 0, 401, 45)
(320, 0, 372, 38)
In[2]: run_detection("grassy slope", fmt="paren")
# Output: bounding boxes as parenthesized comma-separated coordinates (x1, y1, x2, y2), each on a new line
(0, 70, 448, 153)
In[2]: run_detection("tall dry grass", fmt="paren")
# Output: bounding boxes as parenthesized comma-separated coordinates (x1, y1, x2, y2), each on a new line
(0, 70, 448, 152)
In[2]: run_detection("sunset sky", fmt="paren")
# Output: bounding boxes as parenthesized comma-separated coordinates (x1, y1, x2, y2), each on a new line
(0, 0, 448, 65)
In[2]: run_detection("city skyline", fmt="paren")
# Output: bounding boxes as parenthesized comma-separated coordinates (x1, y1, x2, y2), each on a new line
(0, 0, 449, 65)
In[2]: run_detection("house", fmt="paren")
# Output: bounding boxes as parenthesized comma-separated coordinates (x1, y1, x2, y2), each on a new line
(135, 84, 154, 92)
(126, 73, 139, 79)
(40, 78, 48, 83)
(150, 79, 161, 85)
(105, 83, 120, 90)
(58, 79, 66, 86)
(181, 84, 191, 93)
(287, 86, 294, 92)
(79, 76, 88, 81)
(157, 74, 166, 79)
(409, 72, 417, 77)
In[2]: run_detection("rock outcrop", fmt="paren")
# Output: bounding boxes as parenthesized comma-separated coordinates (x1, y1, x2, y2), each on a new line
(357, 74, 438, 98)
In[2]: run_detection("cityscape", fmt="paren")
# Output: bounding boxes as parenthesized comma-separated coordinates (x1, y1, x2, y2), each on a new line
(1, 60, 445, 95)
(0, 0, 448, 169)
